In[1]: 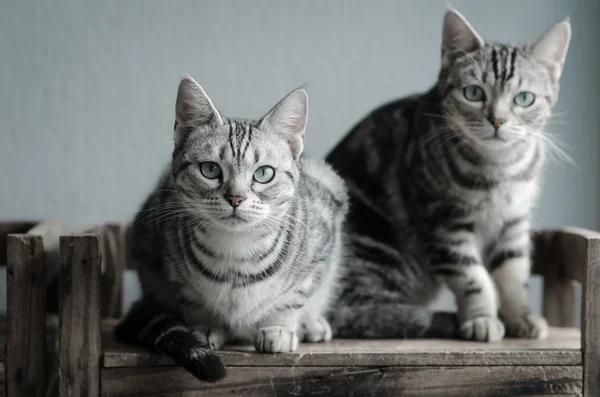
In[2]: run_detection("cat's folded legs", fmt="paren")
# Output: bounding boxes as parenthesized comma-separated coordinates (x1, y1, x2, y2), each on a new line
(490, 225, 549, 339)
(254, 310, 300, 353)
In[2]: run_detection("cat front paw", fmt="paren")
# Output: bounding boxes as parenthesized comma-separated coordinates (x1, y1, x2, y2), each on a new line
(459, 316, 505, 342)
(300, 316, 332, 343)
(192, 326, 226, 350)
(255, 326, 299, 353)
(502, 313, 549, 339)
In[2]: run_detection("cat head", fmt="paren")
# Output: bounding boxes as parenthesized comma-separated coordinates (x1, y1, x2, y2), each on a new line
(171, 74, 308, 231)
(437, 6, 570, 151)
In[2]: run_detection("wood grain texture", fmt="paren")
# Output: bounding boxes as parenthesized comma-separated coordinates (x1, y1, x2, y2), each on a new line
(103, 327, 581, 368)
(0, 362, 5, 397)
(543, 279, 578, 328)
(578, 232, 600, 397)
(102, 224, 125, 318)
(59, 235, 101, 397)
(0, 222, 36, 267)
(100, 365, 582, 397)
(6, 220, 62, 397)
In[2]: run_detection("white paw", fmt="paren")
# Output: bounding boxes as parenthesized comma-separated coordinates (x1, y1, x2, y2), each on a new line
(300, 316, 332, 343)
(460, 316, 505, 342)
(503, 313, 549, 340)
(254, 326, 299, 353)
(192, 326, 226, 350)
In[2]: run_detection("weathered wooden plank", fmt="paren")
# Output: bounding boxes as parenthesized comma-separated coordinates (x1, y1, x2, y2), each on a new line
(0, 362, 5, 397)
(6, 221, 62, 397)
(0, 222, 36, 266)
(100, 365, 582, 397)
(59, 235, 101, 397)
(102, 225, 125, 318)
(103, 327, 581, 368)
(578, 233, 599, 397)
(543, 279, 578, 328)
(27, 220, 64, 283)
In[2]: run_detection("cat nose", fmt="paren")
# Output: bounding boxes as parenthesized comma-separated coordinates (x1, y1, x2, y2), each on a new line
(487, 117, 506, 130)
(226, 195, 247, 208)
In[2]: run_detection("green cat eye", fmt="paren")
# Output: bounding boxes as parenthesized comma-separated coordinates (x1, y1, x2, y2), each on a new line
(463, 85, 486, 102)
(514, 91, 536, 107)
(253, 166, 275, 184)
(200, 162, 222, 179)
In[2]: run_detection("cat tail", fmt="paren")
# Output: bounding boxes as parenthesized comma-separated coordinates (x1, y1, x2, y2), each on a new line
(329, 303, 459, 339)
(113, 299, 226, 382)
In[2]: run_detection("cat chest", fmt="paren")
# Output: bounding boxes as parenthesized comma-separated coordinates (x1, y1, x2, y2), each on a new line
(179, 273, 279, 321)
(470, 181, 537, 249)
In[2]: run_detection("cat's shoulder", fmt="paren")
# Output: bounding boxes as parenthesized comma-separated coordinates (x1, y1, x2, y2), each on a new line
(299, 157, 348, 207)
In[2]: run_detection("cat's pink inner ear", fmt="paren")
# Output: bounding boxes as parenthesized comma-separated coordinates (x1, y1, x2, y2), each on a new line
(260, 88, 308, 160)
(529, 19, 571, 81)
(441, 7, 485, 68)
(174, 74, 222, 146)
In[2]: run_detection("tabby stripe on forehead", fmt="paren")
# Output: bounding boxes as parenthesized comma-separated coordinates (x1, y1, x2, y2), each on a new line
(491, 47, 499, 80)
(235, 122, 246, 160)
(228, 123, 237, 158)
(500, 47, 509, 84)
(506, 48, 517, 81)
(241, 125, 254, 160)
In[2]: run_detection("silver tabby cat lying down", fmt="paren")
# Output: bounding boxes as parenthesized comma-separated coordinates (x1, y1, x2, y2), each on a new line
(114, 75, 348, 382)
(327, 7, 571, 342)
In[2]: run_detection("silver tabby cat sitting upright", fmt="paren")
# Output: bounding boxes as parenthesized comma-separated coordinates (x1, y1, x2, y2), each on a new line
(115, 75, 348, 382)
(327, 7, 571, 342)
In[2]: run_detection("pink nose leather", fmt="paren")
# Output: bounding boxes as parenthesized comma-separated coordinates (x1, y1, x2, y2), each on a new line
(226, 196, 246, 208)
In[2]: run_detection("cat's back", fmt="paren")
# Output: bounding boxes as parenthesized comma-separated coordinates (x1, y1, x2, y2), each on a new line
(326, 92, 424, 187)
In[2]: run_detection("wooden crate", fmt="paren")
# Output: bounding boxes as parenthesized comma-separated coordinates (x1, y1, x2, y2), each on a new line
(0, 220, 63, 397)
(2, 223, 599, 396)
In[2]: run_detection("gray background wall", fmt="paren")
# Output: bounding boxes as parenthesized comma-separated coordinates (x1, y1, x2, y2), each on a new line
(1, 0, 599, 314)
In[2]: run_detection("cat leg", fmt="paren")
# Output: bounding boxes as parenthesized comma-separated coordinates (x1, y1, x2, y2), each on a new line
(191, 325, 227, 350)
(299, 314, 332, 343)
(255, 310, 300, 353)
(431, 228, 504, 342)
(490, 221, 548, 339)
(185, 308, 227, 350)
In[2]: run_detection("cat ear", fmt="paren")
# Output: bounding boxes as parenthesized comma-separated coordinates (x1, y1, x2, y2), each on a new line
(528, 17, 571, 82)
(174, 74, 223, 146)
(441, 6, 485, 68)
(259, 87, 308, 160)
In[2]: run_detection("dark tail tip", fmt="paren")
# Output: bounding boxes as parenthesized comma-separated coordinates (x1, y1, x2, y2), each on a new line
(113, 300, 227, 382)
(180, 347, 227, 382)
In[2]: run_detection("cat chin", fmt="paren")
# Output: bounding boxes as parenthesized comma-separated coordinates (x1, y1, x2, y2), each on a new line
(209, 216, 261, 232)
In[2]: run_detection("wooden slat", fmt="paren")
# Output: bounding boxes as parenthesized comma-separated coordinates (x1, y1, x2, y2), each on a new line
(100, 365, 582, 397)
(551, 227, 600, 397)
(6, 220, 62, 397)
(0, 221, 36, 266)
(103, 327, 581, 368)
(59, 235, 101, 397)
(543, 279, 578, 328)
(102, 225, 125, 318)
(28, 220, 64, 284)
(0, 362, 5, 397)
